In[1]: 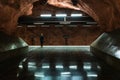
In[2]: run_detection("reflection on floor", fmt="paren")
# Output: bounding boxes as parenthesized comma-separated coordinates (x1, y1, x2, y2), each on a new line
(18, 46, 120, 80)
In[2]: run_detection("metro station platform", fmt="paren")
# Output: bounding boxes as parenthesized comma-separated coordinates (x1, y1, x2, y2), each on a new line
(16, 46, 120, 80)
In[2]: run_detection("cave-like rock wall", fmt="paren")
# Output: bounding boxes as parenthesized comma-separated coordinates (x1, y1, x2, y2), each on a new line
(47, 0, 120, 32)
(76, 0, 120, 32)
(0, 0, 120, 35)
(0, 0, 37, 35)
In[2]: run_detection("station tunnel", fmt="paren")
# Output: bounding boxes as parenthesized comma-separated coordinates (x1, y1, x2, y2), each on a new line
(0, 0, 120, 80)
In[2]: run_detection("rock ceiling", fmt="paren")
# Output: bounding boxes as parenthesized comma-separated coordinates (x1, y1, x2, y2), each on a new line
(0, 0, 120, 35)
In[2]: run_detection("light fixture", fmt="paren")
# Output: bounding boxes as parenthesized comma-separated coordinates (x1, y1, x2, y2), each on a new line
(87, 72, 98, 77)
(69, 65, 77, 69)
(56, 65, 63, 69)
(28, 62, 37, 69)
(61, 72, 71, 75)
(115, 50, 120, 59)
(56, 14, 67, 17)
(71, 14, 82, 17)
(40, 14, 52, 17)
(35, 72, 45, 78)
(42, 63, 50, 69)
(83, 62, 91, 70)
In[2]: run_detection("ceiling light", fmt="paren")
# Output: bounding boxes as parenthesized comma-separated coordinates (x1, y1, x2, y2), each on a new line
(40, 14, 52, 17)
(71, 14, 82, 17)
(115, 50, 120, 59)
(56, 14, 67, 17)
(61, 72, 71, 75)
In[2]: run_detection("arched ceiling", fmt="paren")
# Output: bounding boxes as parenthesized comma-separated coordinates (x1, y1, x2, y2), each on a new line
(0, 0, 120, 35)
(46, 0, 120, 31)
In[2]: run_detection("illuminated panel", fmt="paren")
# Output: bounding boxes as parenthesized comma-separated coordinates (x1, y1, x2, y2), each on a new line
(19, 64, 23, 69)
(87, 72, 98, 77)
(115, 50, 120, 59)
(69, 65, 77, 69)
(28, 62, 37, 70)
(71, 14, 82, 17)
(40, 14, 52, 17)
(42, 63, 50, 69)
(35, 72, 45, 78)
(72, 76, 83, 80)
(22, 58, 27, 62)
(28, 62, 36, 65)
(10, 44, 17, 49)
(56, 65, 63, 69)
(56, 14, 67, 17)
(44, 76, 52, 80)
(83, 62, 91, 70)
(61, 72, 71, 75)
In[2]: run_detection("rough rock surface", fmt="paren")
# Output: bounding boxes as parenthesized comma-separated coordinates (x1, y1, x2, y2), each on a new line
(77, 0, 120, 32)
(0, 0, 38, 35)
(47, 0, 120, 32)
(0, 0, 120, 35)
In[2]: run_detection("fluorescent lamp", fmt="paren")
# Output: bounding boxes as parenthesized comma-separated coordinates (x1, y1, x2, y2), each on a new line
(40, 14, 52, 17)
(42, 66, 50, 68)
(42, 63, 50, 69)
(87, 72, 98, 77)
(72, 76, 83, 80)
(56, 14, 67, 17)
(28, 65, 36, 69)
(28, 62, 37, 69)
(10, 44, 17, 49)
(115, 50, 120, 59)
(87, 74, 98, 77)
(22, 58, 27, 62)
(83, 62, 91, 70)
(28, 62, 36, 66)
(71, 14, 82, 17)
(19, 65, 23, 69)
(61, 72, 71, 75)
(35, 72, 44, 78)
(56, 65, 63, 69)
(69, 65, 77, 69)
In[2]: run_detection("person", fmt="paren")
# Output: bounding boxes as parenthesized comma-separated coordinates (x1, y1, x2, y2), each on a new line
(40, 33, 44, 47)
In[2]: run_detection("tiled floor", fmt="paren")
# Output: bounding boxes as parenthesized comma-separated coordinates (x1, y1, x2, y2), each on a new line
(17, 46, 120, 80)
